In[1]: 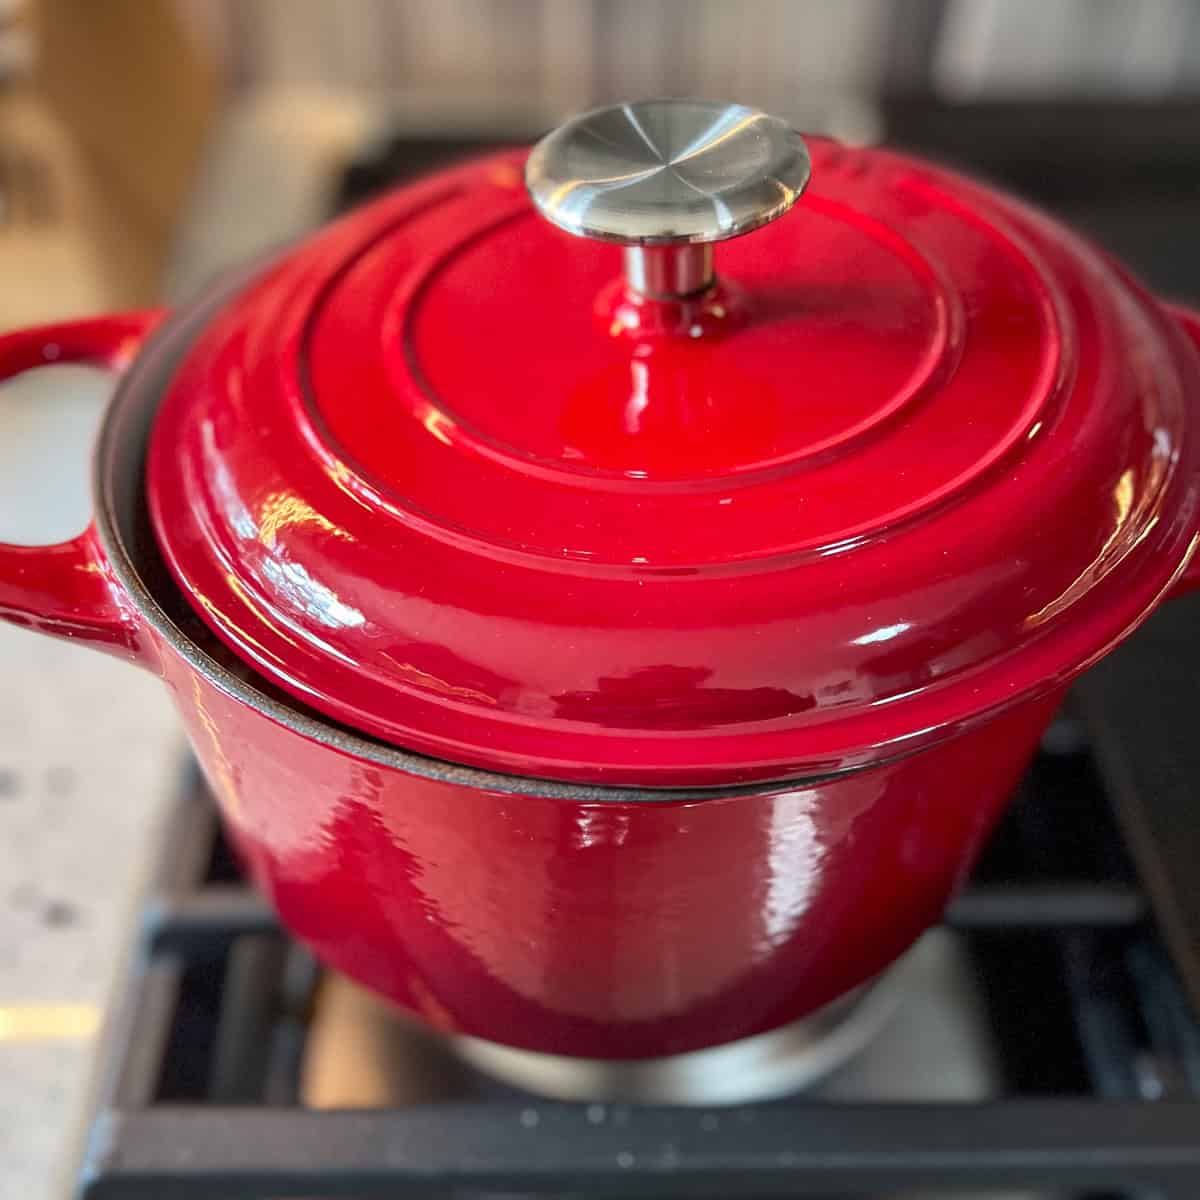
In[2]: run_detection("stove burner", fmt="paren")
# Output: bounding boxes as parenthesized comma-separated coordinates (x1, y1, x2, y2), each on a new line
(452, 976, 901, 1105)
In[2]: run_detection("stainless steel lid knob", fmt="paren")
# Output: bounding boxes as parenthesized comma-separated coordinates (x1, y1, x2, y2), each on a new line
(526, 97, 811, 299)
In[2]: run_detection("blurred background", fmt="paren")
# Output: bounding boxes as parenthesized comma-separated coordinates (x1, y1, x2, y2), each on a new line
(2, 0, 1200, 322)
(2, 3, 1200, 1198)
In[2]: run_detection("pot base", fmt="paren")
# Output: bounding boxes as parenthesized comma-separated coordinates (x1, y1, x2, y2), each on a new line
(451, 953, 911, 1105)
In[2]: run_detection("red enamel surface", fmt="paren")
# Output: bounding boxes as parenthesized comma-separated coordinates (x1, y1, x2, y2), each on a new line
(1169, 307, 1200, 594)
(167, 650, 1063, 1057)
(144, 142, 1200, 784)
(0, 306, 1197, 1055)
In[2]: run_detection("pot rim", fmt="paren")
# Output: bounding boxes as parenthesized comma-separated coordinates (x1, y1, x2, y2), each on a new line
(94, 260, 888, 803)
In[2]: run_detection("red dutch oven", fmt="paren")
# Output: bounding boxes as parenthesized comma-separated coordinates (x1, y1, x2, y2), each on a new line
(2, 100, 1200, 1091)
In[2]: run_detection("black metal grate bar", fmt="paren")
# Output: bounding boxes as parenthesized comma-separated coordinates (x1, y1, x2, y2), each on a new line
(1077, 611, 1200, 1019)
(79, 1101, 1200, 1199)
(108, 962, 184, 1110)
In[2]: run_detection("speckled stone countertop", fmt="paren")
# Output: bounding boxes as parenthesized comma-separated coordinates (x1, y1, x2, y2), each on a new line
(0, 365, 182, 1199)
(0, 90, 372, 1200)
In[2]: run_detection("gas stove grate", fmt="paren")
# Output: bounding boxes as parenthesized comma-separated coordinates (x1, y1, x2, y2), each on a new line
(75, 655, 1200, 1197)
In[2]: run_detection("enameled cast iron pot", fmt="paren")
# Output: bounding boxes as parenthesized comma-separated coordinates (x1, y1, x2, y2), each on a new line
(3, 100, 1200, 1072)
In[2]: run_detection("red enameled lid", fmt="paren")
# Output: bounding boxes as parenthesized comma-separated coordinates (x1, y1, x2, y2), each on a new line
(146, 98, 1200, 785)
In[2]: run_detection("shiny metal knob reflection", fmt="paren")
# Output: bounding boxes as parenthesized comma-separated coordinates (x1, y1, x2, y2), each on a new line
(525, 98, 810, 299)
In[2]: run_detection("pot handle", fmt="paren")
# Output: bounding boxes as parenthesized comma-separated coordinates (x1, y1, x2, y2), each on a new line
(1167, 304, 1200, 597)
(0, 311, 164, 664)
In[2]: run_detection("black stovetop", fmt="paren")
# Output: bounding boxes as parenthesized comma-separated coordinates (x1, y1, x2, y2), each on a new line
(75, 99, 1200, 1199)
(75, 685, 1200, 1198)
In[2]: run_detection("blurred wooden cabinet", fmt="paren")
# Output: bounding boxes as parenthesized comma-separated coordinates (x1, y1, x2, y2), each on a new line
(0, 0, 215, 326)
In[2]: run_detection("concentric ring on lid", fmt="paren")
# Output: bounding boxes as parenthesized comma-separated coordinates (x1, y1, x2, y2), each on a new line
(145, 135, 1200, 785)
